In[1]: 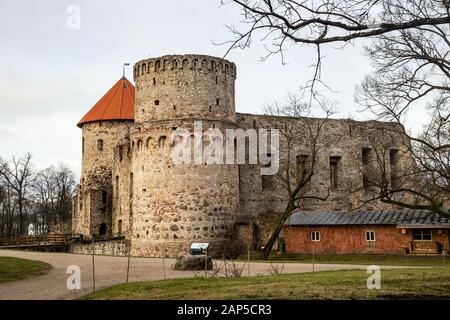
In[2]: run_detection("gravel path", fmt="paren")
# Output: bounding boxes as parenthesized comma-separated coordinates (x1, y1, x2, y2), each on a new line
(0, 249, 403, 300)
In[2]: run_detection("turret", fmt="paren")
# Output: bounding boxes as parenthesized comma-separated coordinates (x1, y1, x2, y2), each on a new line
(73, 77, 135, 237)
(130, 54, 239, 257)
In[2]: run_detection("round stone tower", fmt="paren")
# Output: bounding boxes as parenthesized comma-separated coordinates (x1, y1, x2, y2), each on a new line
(74, 77, 134, 237)
(130, 54, 239, 257)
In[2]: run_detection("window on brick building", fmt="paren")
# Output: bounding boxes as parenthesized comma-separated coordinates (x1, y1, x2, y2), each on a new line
(365, 230, 376, 241)
(97, 139, 104, 152)
(311, 231, 320, 241)
(412, 229, 432, 241)
(329, 156, 341, 190)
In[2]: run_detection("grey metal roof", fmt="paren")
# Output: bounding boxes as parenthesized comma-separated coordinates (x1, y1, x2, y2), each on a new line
(285, 209, 450, 227)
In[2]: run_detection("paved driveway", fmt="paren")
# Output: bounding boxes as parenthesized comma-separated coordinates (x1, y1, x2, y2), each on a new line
(0, 249, 397, 300)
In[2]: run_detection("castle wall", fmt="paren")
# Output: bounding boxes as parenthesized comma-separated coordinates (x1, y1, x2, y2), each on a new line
(236, 114, 415, 247)
(69, 240, 129, 256)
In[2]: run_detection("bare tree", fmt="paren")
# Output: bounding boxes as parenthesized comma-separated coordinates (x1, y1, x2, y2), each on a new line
(223, 0, 450, 217)
(0, 154, 33, 235)
(32, 164, 76, 234)
(259, 93, 333, 259)
(354, 5, 450, 218)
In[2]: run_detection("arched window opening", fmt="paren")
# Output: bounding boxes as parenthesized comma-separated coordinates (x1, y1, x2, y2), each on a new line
(158, 136, 167, 148)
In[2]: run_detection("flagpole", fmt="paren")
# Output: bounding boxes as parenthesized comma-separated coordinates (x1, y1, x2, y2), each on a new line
(123, 62, 130, 78)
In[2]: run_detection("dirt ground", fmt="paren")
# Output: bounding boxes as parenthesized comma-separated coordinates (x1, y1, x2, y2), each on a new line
(0, 249, 406, 300)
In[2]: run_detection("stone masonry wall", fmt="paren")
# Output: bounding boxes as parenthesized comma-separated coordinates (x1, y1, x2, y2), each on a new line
(69, 240, 129, 256)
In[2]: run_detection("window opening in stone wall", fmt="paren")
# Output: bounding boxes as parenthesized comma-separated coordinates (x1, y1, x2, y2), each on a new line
(390, 149, 400, 189)
(362, 148, 371, 189)
(130, 172, 134, 197)
(261, 154, 274, 190)
(158, 136, 166, 148)
(97, 139, 104, 152)
(118, 219, 122, 236)
(296, 155, 309, 184)
(329, 156, 341, 190)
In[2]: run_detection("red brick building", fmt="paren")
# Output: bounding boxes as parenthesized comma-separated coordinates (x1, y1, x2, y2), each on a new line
(284, 210, 450, 255)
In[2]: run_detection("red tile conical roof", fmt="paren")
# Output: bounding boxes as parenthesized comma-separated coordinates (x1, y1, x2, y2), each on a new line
(77, 77, 135, 127)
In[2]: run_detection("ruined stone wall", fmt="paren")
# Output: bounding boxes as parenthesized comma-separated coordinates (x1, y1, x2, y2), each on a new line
(69, 240, 129, 256)
(73, 120, 132, 237)
(236, 114, 415, 247)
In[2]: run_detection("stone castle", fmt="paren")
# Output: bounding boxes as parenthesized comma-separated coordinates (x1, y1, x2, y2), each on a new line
(72, 54, 414, 257)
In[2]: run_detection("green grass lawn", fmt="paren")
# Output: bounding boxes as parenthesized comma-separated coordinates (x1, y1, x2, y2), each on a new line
(82, 267, 450, 300)
(260, 253, 450, 266)
(0, 256, 51, 284)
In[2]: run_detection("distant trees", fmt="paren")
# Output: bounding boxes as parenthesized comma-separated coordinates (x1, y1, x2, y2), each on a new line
(0, 154, 76, 237)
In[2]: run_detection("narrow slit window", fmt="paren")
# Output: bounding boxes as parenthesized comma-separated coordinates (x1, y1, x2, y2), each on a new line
(97, 139, 104, 152)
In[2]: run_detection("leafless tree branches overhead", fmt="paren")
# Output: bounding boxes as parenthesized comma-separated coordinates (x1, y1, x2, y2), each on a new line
(223, 0, 450, 216)
(223, 0, 450, 56)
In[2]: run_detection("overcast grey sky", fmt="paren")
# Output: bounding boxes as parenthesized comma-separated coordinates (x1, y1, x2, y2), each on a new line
(0, 0, 423, 177)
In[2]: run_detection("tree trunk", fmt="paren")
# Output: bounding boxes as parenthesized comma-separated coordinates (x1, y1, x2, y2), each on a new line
(260, 199, 295, 260)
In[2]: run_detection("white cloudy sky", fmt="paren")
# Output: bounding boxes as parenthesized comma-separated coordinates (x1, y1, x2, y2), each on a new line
(0, 0, 427, 177)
